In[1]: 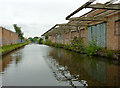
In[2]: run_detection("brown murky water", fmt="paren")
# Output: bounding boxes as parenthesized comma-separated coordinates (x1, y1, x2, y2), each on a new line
(0, 44, 120, 86)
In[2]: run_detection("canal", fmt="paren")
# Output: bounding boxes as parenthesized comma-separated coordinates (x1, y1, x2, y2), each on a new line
(0, 44, 120, 86)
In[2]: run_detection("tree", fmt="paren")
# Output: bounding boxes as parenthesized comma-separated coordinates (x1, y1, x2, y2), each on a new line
(13, 24, 24, 42)
(28, 37, 33, 42)
(45, 36, 48, 40)
(39, 38, 43, 44)
(34, 36, 39, 39)
(33, 37, 39, 43)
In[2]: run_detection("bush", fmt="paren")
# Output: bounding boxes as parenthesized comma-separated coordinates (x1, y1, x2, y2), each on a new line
(107, 50, 113, 58)
(85, 40, 101, 56)
(64, 44, 71, 50)
(44, 38, 102, 56)
(71, 36, 85, 53)
(45, 39, 52, 45)
(55, 43, 63, 48)
(39, 38, 43, 44)
(45, 36, 48, 40)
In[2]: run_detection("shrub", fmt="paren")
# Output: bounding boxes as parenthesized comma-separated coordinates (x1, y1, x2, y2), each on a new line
(45, 36, 48, 40)
(85, 40, 101, 56)
(64, 44, 71, 50)
(56, 43, 63, 48)
(71, 36, 85, 53)
(39, 38, 43, 44)
(45, 39, 52, 45)
(107, 50, 113, 58)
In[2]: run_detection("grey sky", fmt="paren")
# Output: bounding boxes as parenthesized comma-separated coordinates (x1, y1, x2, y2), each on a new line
(0, 0, 119, 38)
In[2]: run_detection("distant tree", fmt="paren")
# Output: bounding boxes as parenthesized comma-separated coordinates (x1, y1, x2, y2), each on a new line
(24, 38, 29, 42)
(33, 36, 39, 43)
(45, 36, 48, 40)
(34, 36, 39, 39)
(13, 24, 24, 42)
(28, 37, 33, 42)
(39, 38, 43, 44)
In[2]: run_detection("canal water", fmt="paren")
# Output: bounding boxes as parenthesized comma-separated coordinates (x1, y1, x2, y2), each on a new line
(0, 44, 120, 86)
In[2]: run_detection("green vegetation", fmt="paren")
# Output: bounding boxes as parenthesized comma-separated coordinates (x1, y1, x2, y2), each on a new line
(28, 37, 33, 42)
(28, 36, 44, 44)
(33, 37, 39, 43)
(45, 39, 52, 45)
(85, 40, 101, 56)
(13, 24, 24, 42)
(39, 38, 43, 44)
(70, 37, 85, 53)
(45, 36, 48, 40)
(107, 50, 113, 58)
(64, 44, 71, 50)
(43, 37, 115, 58)
(1, 42, 28, 55)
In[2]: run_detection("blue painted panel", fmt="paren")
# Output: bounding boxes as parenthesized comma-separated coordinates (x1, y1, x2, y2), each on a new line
(92, 25, 97, 41)
(58, 34, 61, 43)
(96, 24, 101, 46)
(101, 23, 106, 48)
(88, 27, 92, 42)
(88, 23, 106, 48)
(100, 23, 104, 47)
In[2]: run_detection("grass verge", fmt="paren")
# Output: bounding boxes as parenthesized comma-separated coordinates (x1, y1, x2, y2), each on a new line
(0, 42, 28, 56)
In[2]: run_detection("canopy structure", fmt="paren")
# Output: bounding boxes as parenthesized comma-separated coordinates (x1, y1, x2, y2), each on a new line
(42, 0, 120, 36)
(66, 0, 120, 20)
(43, 25, 71, 36)
(57, 23, 89, 27)
(69, 16, 108, 21)
(87, 3, 120, 10)
(66, 0, 96, 20)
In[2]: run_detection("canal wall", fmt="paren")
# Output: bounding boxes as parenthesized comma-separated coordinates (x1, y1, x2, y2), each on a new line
(0, 27, 19, 46)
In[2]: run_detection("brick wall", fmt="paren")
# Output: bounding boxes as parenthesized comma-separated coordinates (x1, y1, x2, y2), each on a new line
(47, 10, 119, 50)
(86, 10, 120, 50)
(0, 27, 19, 46)
(48, 35, 57, 43)
(0, 27, 2, 46)
(80, 28, 89, 46)
(61, 33, 65, 44)
(106, 13, 120, 50)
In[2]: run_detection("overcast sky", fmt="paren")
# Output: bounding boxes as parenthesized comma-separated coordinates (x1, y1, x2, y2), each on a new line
(0, 0, 119, 38)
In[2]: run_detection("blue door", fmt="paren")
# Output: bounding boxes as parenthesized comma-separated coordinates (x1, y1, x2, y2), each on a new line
(88, 23, 106, 48)
(58, 34, 61, 43)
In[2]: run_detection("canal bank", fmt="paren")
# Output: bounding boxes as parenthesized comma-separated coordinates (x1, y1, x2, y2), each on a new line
(1, 44, 120, 86)
(0, 42, 28, 56)
(43, 40, 120, 60)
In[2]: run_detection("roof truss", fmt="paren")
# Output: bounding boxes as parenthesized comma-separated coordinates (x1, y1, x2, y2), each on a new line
(69, 16, 107, 21)
(66, 0, 120, 20)
(66, 0, 96, 20)
(87, 4, 120, 10)
(57, 23, 89, 26)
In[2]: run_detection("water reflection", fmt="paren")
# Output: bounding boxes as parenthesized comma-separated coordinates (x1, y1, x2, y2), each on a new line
(0, 48, 23, 73)
(45, 56, 87, 86)
(49, 48, 120, 86)
(1, 44, 120, 86)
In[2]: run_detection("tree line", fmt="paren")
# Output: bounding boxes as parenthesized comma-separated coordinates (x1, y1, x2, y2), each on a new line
(13, 24, 48, 44)
(28, 36, 48, 44)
